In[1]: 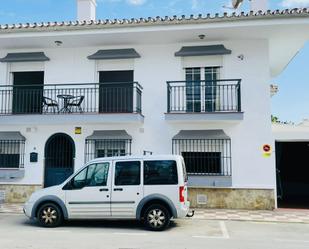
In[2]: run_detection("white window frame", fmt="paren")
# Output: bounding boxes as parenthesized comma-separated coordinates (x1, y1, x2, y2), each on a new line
(184, 67, 221, 112)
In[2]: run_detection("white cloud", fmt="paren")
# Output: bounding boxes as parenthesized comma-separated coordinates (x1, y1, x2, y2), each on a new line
(281, 0, 309, 8)
(126, 0, 146, 5)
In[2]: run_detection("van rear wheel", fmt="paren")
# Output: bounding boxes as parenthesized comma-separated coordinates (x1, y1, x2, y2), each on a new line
(37, 203, 63, 227)
(144, 204, 170, 231)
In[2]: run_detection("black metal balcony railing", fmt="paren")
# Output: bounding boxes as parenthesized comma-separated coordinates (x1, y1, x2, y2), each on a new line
(167, 79, 241, 113)
(0, 82, 142, 115)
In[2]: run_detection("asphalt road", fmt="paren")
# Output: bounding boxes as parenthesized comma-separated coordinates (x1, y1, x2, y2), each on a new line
(0, 214, 309, 249)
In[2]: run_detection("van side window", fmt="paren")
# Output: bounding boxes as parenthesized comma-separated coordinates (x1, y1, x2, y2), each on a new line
(115, 161, 140, 186)
(71, 163, 109, 189)
(72, 167, 88, 189)
(86, 163, 109, 187)
(144, 160, 178, 185)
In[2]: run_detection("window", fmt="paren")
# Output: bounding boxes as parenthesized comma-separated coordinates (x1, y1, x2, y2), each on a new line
(86, 163, 109, 187)
(99, 70, 134, 113)
(97, 149, 126, 158)
(85, 139, 131, 162)
(173, 138, 231, 176)
(144, 160, 178, 185)
(12, 71, 44, 114)
(72, 167, 87, 189)
(185, 67, 220, 112)
(95, 140, 127, 158)
(71, 163, 109, 189)
(115, 161, 140, 186)
(182, 152, 221, 175)
(0, 140, 25, 169)
(205, 67, 220, 112)
(186, 68, 201, 112)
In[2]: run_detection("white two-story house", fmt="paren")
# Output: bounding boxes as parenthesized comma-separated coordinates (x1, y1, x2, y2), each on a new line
(0, 0, 308, 209)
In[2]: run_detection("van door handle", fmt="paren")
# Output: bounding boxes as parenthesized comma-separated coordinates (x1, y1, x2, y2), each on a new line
(114, 188, 123, 191)
(99, 188, 109, 192)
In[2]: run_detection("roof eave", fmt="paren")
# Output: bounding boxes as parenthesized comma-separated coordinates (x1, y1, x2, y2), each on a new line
(0, 9, 308, 34)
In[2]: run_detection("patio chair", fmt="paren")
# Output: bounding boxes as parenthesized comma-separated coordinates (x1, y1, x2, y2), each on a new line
(42, 96, 59, 113)
(67, 96, 85, 113)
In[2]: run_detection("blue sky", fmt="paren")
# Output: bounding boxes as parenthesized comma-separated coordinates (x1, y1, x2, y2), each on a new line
(0, 0, 308, 122)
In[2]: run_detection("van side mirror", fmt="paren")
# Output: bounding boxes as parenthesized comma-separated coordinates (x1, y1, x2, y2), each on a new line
(63, 178, 86, 190)
(62, 179, 73, 190)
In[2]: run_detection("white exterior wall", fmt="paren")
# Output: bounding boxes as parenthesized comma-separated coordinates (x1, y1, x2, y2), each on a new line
(0, 39, 275, 190)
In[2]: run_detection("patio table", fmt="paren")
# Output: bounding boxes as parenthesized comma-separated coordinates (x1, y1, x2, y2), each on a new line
(57, 94, 74, 113)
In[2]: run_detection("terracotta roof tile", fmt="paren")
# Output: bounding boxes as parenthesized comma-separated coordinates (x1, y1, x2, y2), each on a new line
(0, 8, 308, 33)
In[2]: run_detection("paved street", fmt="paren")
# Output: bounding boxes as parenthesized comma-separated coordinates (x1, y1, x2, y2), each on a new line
(3, 204, 309, 223)
(0, 214, 309, 249)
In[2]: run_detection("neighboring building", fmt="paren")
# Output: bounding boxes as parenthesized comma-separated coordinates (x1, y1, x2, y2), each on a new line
(0, 0, 309, 209)
(273, 121, 309, 208)
(270, 84, 279, 97)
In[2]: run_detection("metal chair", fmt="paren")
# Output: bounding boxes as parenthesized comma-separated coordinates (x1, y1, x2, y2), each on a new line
(67, 96, 85, 113)
(42, 96, 59, 113)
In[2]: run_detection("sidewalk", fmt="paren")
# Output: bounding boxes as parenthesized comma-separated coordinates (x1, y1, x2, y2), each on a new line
(193, 208, 309, 223)
(1, 203, 309, 224)
(0, 203, 23, 214)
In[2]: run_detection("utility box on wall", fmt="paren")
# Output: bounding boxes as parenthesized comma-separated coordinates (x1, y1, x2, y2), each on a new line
(30, 152, 38, 163)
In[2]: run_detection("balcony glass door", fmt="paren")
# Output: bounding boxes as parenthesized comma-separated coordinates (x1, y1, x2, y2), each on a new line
(185, 67, 220, 112)
(186, 68, 201, 112)
(99, 71, 134, 113)
(205, 67, 219, 112)
(12, 72, 44, 114)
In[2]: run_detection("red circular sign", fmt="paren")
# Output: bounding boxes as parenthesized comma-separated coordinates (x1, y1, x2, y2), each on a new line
(263, 144, 271, 153)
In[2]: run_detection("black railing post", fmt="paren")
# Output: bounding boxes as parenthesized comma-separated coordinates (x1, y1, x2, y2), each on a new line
(237, 81, 242, 112)
(167, 82, 171, 113)
(136, 83, 142, 114)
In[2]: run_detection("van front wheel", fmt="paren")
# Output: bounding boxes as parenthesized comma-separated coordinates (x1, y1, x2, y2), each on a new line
(37, 203, 63, 227)
(144, 204, 170, 231)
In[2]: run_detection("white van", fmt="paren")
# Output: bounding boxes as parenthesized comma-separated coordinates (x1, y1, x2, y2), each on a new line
(24, 155, 190, 231)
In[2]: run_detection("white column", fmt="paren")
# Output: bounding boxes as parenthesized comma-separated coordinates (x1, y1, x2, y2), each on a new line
(77, 0, 97, 21)
(250, 0, 268, 12)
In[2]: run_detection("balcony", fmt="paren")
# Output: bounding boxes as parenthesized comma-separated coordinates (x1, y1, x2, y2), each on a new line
(165, 79, 243, 123)
(0, 82, 143, 125)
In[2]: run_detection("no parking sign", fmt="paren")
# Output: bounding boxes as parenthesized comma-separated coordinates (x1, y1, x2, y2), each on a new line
(262, 144, 272, 157)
